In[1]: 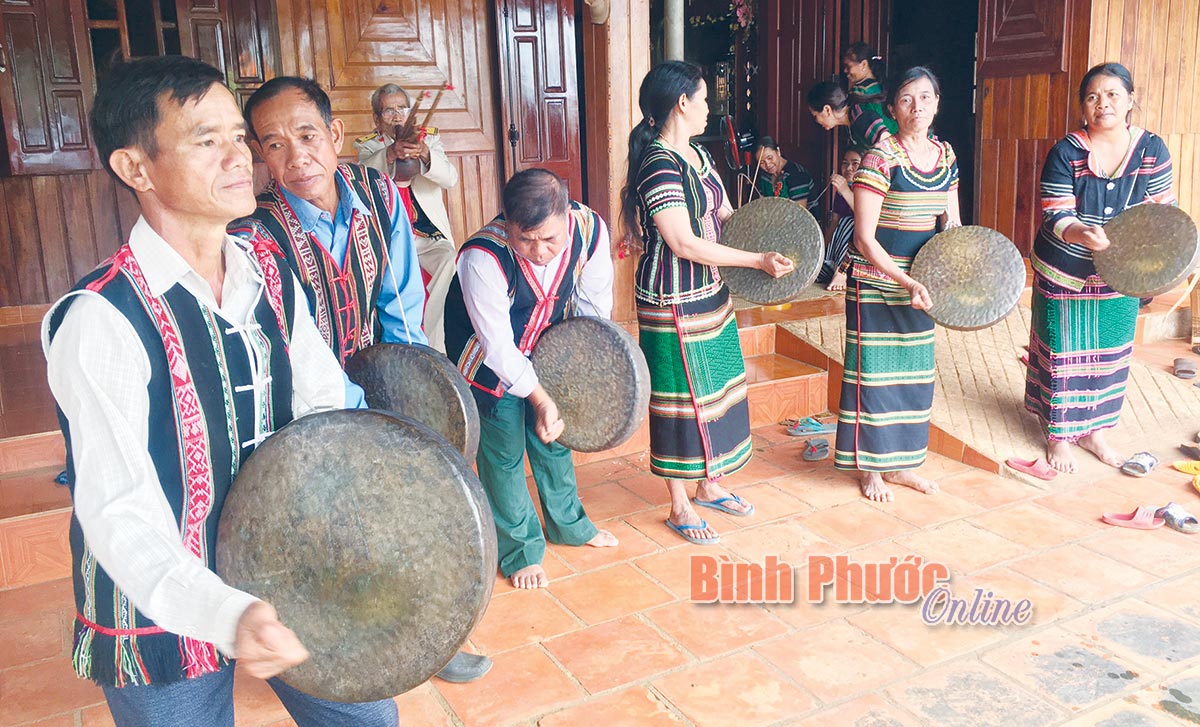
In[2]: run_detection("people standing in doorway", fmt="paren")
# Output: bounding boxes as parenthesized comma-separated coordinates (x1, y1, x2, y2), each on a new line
(841, 42, 896, 143)
(807, 80, 896, 152)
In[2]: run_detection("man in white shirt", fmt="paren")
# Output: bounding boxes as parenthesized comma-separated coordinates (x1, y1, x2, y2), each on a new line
(444, 169, 618, 590)
(42, 56, 397, 727)
(355, 82, 458, 353)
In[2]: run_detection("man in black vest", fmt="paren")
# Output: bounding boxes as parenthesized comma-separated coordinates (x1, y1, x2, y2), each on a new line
(44, 56, 398, 727)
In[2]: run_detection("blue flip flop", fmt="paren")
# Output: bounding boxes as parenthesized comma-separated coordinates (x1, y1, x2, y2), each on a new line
(665, 518, 721, 545)
(691, 493, 756, 517)
(786, 416, 836, 436)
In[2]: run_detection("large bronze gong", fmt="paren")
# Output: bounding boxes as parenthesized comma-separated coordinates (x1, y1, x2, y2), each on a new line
(718, 197, 824, 305)
(531, 316, 650, 453)
(909, 225, 1025, 331)
(217, 410, 497, 702)
(1095, 204, 1199, 297)
(345, 343, 480, 461)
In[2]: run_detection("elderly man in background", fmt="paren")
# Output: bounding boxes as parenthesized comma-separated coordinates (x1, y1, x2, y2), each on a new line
(355, 83, 458, 353)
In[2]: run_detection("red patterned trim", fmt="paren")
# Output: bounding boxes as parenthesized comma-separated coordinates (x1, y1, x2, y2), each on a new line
(109, 248, 221, 678)
(77, 612, 167, 637)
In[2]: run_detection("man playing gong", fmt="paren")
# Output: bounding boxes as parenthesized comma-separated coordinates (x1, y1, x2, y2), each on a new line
(43, 57, 398, 726)
(445, 169, 618, 589)
(232, 76, 428, 409)
(235, 76, 492, 683)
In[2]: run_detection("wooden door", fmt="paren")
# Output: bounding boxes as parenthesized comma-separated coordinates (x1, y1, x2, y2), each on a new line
(176, 0, 276, 108)
(0, 0, 96, 175)
(495, 0, 584, 199)
(758, 0, 839, 209)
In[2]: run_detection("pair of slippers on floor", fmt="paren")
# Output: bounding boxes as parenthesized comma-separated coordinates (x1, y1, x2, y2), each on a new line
(1006, 450, 1159, 479)
(1173, 358, 1200, 388)
(1102, 503, 1200, 534)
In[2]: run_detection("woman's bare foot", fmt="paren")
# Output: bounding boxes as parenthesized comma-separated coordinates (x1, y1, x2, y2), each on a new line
(882, 469, 939, 494)
(694, 481, 753, 514)
(826, 271, 847, 292)
(1078, 430, 1125, 468)
(1046, 438, 1078, 473)
(586, 529, 618, 547)
(509, 564, 548, 589)
(859, 471, 893, 502)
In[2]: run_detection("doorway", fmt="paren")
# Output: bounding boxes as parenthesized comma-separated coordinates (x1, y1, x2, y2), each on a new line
(889, 0, 978, 224)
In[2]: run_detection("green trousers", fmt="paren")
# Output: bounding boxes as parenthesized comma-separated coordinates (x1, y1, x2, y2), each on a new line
(476, 393, 598, 577)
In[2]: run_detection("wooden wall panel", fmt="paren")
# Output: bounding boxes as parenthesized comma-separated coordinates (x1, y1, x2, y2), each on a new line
(0, 170, 134, 307)
(1087, 0, 1200, 220)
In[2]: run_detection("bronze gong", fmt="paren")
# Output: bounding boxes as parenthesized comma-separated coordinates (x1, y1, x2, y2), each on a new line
(217, 409, 497, 702)
(718, 197, 824, 305)
(909, 225, 1025, 331)
(1094, 203, 1199, 298)
(531, 316, 650, 453)
(345, 343, 480, 461)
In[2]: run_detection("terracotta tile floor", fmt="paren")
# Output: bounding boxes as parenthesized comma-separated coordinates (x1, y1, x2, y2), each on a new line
(4, 430, 1200, 726)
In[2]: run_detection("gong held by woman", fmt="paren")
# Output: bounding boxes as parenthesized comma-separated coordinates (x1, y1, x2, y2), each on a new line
(833, 66, 961, 503)
(620, 60, 792, 546)
(1025, 62, 1178, 475)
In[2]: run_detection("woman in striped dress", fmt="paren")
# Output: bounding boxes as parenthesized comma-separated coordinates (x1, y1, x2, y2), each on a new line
(807, 81, 898, 153)
(842, 42, 892, 138)
(621, 61, 793, 544)
(1026, 63, 1176, 473)
(835, 67, 960, 502)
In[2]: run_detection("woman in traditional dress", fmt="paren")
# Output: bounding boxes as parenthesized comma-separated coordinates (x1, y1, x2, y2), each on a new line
(823, 146, 864, 291)
(621, 61, 793, 544)
(751, 135, 814, 208)
(842, 42, 890, 127)
(807, 80, 897, 152)
(1025, 62, 1175, 473)
(835, 67, 960, 502)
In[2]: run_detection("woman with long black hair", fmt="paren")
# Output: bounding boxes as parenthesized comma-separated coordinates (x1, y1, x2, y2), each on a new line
(620, 61, 792, 544)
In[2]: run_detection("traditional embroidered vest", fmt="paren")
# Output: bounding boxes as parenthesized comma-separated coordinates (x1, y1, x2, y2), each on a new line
(236, 164, 397, 365)
(47, 239, 296, 688)
(445, 202, 601, 402)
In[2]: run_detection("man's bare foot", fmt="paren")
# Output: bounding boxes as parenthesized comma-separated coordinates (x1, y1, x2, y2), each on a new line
(859, 472, 893, 502)
(509, 564, 548, 589)
(1078, 431, 1125, 468)
(586, 529, 618, 548)
(1046, 438, 1078, 473)
(667, 506, 720, 542)
(882, 469, 939, 494)
(694, 481, 753, 514)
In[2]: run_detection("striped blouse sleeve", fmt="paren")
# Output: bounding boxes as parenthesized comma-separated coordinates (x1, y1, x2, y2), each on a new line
(944, 142, 960, 192)
(1039, 141, 1079, 242)
(1140, 134, 1176, 206)
(637, 149, 687, 217)
(850, 105, 891, 148)
(853, 146, 892, 197)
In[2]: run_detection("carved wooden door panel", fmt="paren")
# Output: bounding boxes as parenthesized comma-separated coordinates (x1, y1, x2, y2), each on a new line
(177, 0, 276, 107)
(978, 0, 1067, 78)
(0, 0, 96, 175)
(495, 0, 584, 199)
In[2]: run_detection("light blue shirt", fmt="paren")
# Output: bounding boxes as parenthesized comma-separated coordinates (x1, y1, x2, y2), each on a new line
(278, 170, 428, 407)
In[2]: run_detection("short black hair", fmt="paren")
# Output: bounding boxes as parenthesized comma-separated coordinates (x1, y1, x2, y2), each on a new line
(503, 169, 569, 230)
(1079, 62, 1134, 105)
(90, 56, 225, 189)
(243, 76, 333, 139)
(754, 135, 780, 153)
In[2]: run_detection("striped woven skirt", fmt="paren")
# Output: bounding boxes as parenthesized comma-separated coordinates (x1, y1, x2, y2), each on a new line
(636, 287, 753, 480)
(834, 280, 936, 472)
(1024, 274, 1138, 441)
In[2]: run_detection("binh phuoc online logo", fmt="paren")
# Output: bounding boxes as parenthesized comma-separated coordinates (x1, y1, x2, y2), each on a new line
(690, 554, 1033, 626)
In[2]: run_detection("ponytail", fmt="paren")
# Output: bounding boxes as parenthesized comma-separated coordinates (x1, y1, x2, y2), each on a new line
(619, 61, 705, 243)
(843, 41, 887, 102)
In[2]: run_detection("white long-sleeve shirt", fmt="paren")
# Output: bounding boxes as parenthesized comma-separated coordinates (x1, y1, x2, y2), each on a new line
(42, 217, 347, 658)
(456, 215, 613, 398)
